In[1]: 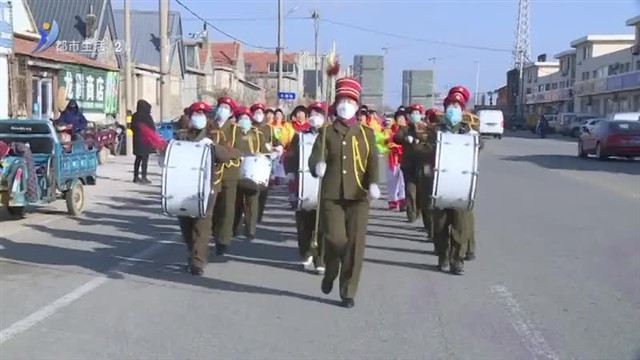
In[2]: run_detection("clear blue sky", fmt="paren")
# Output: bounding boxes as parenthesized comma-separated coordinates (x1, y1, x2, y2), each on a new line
(115, 0, 639, 106)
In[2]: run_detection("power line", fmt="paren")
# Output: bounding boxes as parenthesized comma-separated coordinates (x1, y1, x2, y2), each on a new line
(173, 0, 275, 50)
(182, 16, 309, 22)
(319, 18, 512, 53)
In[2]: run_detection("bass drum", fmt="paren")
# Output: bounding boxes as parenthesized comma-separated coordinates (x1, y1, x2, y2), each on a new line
(161, 140, 212, 218)
(239, 154, 272, 191)
(430, 131, 479, 211)
(297, 132, 319, 211)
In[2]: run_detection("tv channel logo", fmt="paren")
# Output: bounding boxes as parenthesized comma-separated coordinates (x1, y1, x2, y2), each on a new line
(32, 20, 60, 53)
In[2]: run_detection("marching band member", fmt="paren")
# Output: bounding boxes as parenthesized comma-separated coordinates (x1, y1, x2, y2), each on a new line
(424, 87, 483, 274)
(250, 103, 283, 223)
(385, 110, 405, 210)
(308, 77, 380, 308)
(283, 101, 327, 274)
(211, 96, 244, 257)
(420, 107, 441, 234)
(232, 106, 269, 240)
(393, 103, 429, 223)
(174, 101, 241, 275)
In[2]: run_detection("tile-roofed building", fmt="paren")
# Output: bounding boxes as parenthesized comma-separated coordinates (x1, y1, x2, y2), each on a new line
(244, 51, 302, 107)
(112, 9, 186, 120)
(25, 0, 122, 68)
(244, 51, 297, 74)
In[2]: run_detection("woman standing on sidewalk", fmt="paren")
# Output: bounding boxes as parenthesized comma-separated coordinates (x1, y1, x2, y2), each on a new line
(131, 100, 155, 184)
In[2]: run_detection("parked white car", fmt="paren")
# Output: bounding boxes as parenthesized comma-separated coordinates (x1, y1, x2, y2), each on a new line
(609, 112, 640, 121)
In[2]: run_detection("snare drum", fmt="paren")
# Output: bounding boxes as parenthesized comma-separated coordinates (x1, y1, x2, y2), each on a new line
(161, 140, 212, 218)
(297, 132, 319, 211)
(239, 154, 272, 191)
(430, 131, 479, 211)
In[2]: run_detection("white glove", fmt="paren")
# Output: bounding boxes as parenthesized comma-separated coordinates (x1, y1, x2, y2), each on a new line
(368, 183, 381, 201)
(406, 136, 414, 143)
(315, 162, 327, 178)
(198, 137, 213, 146)
(423, 164, 432, 176)
(265, 143, 273, 152)
(286, 172, 296, 181)
(275, 145, 284, 155)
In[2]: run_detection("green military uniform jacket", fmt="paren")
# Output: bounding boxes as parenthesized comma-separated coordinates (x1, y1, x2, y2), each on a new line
(256, 123, 281, 147)
(210, 120, 244, 183)
(308, 121, 379, 201)
(236, 127, 269, 156)
(176, 128, 240, 192)
(392, 123, 431, 177)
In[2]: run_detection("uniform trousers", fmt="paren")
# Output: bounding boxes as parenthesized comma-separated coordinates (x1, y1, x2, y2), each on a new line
(212, 181, 237, 246)
(233, 186, 259, 237)
(431, 208, 472, 267)
(178, 194, 215, 268)
(321, 199, 369, 300)
(295, 209, 325, 267)
(386, 164, 405, 205)
(402, 169, 422, 222)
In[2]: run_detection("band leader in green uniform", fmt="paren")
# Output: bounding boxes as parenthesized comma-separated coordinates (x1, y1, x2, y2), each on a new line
(250, 103, 283, 223)
(210, 96, 244, 257)
(283, 101, 328, 275)
(176, 101, 241, 275)
(308, 77, 380, 308)
(393, 104, 429, 224)
(423, 87, 482, 275)
(232, 106, 269, 240)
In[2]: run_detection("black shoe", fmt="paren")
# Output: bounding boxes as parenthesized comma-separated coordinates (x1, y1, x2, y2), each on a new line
(215, 244, 227, 256)
(141, 178, 151, 185)
(133, 177, 141, 183)
(246, 234, 255, 241)
(188, 264, 204, 276)
(232, 230, 239, 238)
(341, 298, 355, 308)
(321, 277, 333, 294)
(437, 262, 450, 273)
(464, 252, 476, 261)
(450, 264, 464, 275)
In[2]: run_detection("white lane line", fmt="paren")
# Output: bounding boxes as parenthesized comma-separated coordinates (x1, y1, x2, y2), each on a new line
(490, 285, 560, 360)
(0, 237, 176, 344)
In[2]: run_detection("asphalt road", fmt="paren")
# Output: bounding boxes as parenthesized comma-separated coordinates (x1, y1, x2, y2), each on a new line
(1, 134, 639, 360)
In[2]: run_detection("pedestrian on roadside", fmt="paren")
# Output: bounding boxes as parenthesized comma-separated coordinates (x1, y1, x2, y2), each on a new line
(131, 99, 155, 184)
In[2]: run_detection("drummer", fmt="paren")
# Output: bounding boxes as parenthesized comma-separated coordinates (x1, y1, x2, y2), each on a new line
(177, 100, 240, 275)
(420, 107, 441, 235)
(211, 96, 243, 257)
(232, 106, 269, 240)
(250, 103, 283, 223)
(424, 87, 483, 274)
(283, 106, 311, 208)
(282, 101, 327, 274)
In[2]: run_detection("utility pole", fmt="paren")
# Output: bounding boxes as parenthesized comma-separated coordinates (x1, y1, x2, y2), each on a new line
(474, 60, 481, 107)
(276, 0, 283, 107)
(312, 9, 320, 101)
(518, 50, 525, 118)
(124, 0, 133, 155)
(159, 0, 169, 122)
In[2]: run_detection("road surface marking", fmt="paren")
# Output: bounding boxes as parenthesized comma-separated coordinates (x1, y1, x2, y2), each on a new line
(0, 237, 176, 344)
(490, 285, 560, 360)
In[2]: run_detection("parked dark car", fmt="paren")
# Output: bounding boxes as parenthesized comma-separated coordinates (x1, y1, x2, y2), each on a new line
(578, 119, 640, 160)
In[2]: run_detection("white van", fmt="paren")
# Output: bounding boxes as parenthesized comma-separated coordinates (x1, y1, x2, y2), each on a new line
(609, 112, 640, 121)
(477, 109, 505, 139)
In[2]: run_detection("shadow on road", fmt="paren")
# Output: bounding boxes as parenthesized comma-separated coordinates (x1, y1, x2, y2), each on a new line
(502, 154, 640, 175)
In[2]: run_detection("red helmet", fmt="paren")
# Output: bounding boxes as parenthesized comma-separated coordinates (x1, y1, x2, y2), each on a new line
(308, 101, 328, 114)
(250, 103, 266, 113)
(408, 104, 425, 114)
(443, 92, 467, 109)
(234, 106, 252, 118)
(448, 86, 471, 103)
(217, 96, 237, 112)
(425, 108, 439, 122)
(189, 100, 212, 113)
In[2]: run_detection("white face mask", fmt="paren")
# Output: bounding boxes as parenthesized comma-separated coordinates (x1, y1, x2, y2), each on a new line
(336, 101, 357, 120)
(309, 114, 325, 128)
(253, 111, 264, 123)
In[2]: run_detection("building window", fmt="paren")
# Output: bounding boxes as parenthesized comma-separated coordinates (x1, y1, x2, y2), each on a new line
(268, 62, 295, 74)
(538, 85, 544, 92)
(545, 84, 550, 91)
(636, 60, 640, 71)
(526, 88, 532, 95)
(624, 62, 631, 73)
(552, 83, 558, 90)
(245, 63, 252, 73)
(581, 72, 590, 81)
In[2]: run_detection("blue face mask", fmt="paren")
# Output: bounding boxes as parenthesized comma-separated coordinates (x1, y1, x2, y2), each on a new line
(444, 106, 462, 127)
(190, 114, 207, 130)
(238, 117, 252, 132)
(215, 107, 231, 122)
(409, 113, 421, 124)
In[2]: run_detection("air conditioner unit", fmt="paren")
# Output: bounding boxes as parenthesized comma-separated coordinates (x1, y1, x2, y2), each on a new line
(632, 44, 640, 56)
